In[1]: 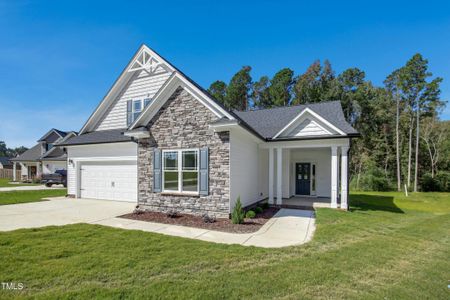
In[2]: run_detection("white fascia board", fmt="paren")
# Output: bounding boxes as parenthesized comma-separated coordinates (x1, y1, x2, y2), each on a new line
(79, 44, 175, 134)
(129, 72, 234, 130)
(272, 108, 346, 139)
(259, 137, 350, 149)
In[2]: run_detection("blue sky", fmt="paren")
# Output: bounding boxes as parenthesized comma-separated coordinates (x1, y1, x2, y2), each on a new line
(0, 0, 449, 147)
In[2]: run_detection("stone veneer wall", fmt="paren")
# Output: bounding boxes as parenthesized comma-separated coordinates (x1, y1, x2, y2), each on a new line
(137, 87, 230, 218)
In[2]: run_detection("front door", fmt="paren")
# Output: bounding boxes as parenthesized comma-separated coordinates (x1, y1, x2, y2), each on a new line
(296, 163, 310, 195)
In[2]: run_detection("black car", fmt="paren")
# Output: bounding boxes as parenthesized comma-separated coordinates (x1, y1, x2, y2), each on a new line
(41, 169, 67, 187)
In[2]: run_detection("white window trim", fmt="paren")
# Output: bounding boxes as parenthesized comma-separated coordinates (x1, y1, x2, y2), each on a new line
(162, 149, 199, 195)
(131, 98, 152, 124)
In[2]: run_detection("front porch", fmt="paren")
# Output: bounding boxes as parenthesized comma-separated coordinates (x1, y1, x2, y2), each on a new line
(260, 138, 350, 210)
(282, 196, 332, 209)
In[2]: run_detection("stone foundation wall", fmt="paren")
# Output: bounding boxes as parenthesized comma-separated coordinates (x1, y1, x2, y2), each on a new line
(137, 87, 230, 218)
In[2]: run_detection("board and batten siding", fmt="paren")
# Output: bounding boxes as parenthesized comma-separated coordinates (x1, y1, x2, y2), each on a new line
(95, 70, 172, 131)
(66, 142, 138, 196)
(230, 129, 262, 209)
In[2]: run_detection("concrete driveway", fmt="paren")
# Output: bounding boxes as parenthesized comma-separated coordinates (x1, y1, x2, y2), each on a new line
(0, 198, 316, 248)
(0, 197, 135, 231)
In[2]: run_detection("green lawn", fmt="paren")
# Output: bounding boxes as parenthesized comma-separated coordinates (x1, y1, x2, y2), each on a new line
(0, 178, 40, 187)
(0, 189, 67, 205)
(0, 192, 449, 299)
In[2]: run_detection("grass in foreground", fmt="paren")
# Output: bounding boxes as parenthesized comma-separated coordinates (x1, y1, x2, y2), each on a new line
(0, 192, 449, 299)
(0, 189, 67, 205)
(0, 178, 40, 187)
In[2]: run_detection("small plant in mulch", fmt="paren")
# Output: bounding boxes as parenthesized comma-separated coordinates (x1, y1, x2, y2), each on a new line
(166, 210, 179, 218)
(231, 196, 245, 224)
(133, 206, 144, 215)
(202, 213, 216, 223)
(260, 202, 269, 209)
(254, 207, 263, 214)
(245, 210, 256, 219)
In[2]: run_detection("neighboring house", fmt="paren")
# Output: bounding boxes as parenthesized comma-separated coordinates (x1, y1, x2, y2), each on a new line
(60, 44, 359, 217)
(0, 157, 13, 169)
(10, 129, 77, 181)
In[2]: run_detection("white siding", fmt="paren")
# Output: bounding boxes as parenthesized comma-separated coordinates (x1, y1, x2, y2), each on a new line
(95, 70, 171, 131)
(42, 161, 66, 174)
(66, 142, 137, 196)
(289, 148, 331, 197)
(287, 119, 331, 137)
(230, 129, 262, 210)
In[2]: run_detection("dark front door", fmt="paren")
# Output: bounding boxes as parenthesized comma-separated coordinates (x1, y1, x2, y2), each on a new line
(296, 163, 311, 195)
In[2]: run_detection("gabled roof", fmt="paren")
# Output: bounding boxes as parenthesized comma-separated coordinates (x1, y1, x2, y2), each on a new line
(38, 128, 68, 142)
(233, 101, 358, 140)
(10, 144, 42, 162)
(40, 131, 77, 160)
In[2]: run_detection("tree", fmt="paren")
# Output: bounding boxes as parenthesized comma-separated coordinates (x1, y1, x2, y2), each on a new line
(0, 141, 7, 157)
(208, 80, 227, 105)
(384, 70, 403, 191)
(226, 66, 252, 111)
(336, 68, 366, 124)
(421, 117, 447, 177)
(396, 54, 443, 191)
(292, 60, 337, 105)
(0, 141, 28, 157)
(252, 76, 271, 108)
(268, 68, 294, 107)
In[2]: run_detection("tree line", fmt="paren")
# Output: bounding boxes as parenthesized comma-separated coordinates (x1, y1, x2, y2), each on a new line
(207, 54, 449, 192)
(0, 141, 28, 158)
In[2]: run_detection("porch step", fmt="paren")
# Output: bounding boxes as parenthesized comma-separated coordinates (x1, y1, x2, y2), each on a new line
(273, 204, 316, 211)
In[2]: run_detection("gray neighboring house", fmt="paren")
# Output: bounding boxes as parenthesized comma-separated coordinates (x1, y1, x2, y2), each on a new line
(10, 129, 77, 181)
(60, 44, 359, 218)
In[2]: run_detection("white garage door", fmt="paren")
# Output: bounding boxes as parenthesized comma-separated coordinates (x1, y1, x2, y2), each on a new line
(80, 161, 137, 202)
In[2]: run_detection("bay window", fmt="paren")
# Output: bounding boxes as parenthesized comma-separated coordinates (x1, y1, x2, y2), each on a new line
(163, 149, 199, 193)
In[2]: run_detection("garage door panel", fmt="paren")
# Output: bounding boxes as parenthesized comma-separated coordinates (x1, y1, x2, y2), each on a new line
(80, 161, 137, 202)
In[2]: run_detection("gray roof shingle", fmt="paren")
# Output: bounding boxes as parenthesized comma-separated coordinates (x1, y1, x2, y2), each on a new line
(10, 144, 43, 162)
(0, 156, 12, 166)
(233, 101, 358, 139)
(58, 129, 133, 146)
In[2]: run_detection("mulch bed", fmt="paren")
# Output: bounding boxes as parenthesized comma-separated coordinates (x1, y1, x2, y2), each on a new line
(119, 207, 279, 234)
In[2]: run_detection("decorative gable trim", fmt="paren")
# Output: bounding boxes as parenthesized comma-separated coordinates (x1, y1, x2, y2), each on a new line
(79, 44, 175, 134)
(272, 108, 346, 139)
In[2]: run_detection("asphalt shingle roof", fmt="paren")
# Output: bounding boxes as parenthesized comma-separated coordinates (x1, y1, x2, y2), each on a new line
(233, 101, 358, 139)
(0, 156, 12, 167)
(10, 144, 43, 162)
(58, 129, 133, 146)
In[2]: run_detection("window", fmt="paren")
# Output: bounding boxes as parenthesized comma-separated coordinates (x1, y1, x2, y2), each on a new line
(133, 100, 142, 122)
(128, 98, 153, 125)
(46, 143, 54, 151)
(163, 149, 199, 193)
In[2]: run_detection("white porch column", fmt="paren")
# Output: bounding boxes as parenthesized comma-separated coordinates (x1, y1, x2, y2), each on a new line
(276, 147, 282, 205)
(13, 162, 17, 181)
(331, 146, 338, 208)
(36, 162, 42, 178)
(340, 146, 349, 210)
(268, 148, 274, 204)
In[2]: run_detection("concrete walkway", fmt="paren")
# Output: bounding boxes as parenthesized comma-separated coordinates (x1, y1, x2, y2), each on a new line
(0, 198, 315, 248)
(0, 185, 66, 192)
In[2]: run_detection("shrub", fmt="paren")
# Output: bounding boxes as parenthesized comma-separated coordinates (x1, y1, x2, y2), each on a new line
(421, 172, 450, 192)
(245, 210, 256, 218)
(231, 197, 245, 224)
(261, 202, 269, 209)
(202, 213, 216, 223)
(166, 210, 179, 218)
(255, 206, 263, 214)
(350, 164, 393, 191)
